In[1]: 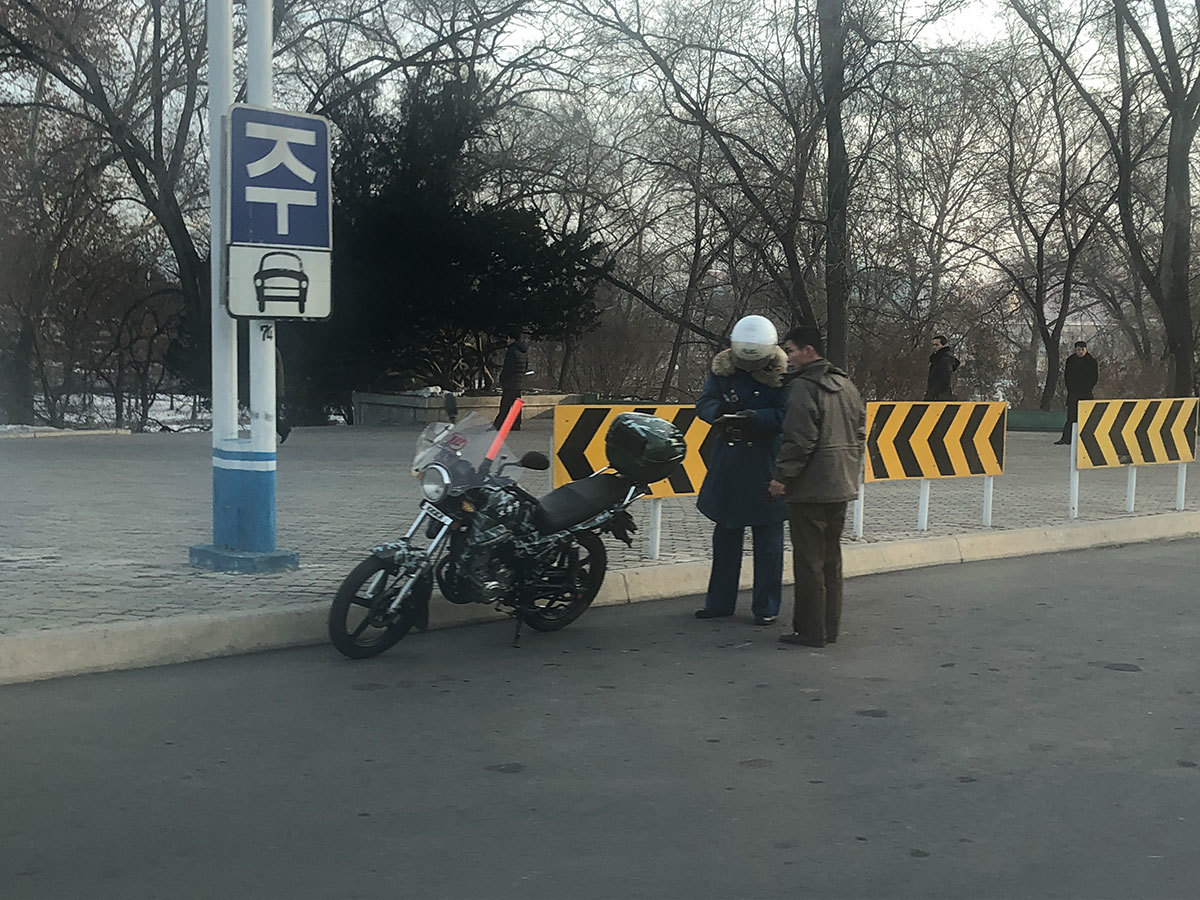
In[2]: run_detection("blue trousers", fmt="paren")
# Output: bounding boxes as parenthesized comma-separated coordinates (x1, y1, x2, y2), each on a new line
(703, 522, 784, 618)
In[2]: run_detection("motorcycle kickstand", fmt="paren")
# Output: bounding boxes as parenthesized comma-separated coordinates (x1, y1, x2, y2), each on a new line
(511, 605, 527, 648)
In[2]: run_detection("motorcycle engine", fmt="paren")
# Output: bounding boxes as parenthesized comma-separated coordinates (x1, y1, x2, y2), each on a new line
(452, 552, 516, 605)
(441, 489, 524, 605)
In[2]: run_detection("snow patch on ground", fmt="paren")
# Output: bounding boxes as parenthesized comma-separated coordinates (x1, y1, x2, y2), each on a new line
(0, 424, 69, 434)
(3, 394, 347, 433)
(5, 395, 211, 433)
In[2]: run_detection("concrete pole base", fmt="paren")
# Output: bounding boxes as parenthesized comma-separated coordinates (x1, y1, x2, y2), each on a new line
(188, 545, 300, 573)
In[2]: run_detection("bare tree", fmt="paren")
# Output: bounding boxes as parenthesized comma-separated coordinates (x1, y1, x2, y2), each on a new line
(979, 35, 1116, 408)
(0, 0, 532, 391)
(1083, 221, 1156, 364)
(567, 0, 828, 332)
(0, 0, 209, 328)
(852, 49, 999, 395)
(0, 77, 132, 426)
(819, 0, 852, 364)
(1011, 0, 1200, 394)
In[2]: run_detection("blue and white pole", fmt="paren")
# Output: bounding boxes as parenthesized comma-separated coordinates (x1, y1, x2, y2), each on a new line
(191, 0, 297, 572)
(212, 437, 278, 550)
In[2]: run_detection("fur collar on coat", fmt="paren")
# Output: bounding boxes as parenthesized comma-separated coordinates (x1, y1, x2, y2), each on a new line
(711, 346, 789, 389)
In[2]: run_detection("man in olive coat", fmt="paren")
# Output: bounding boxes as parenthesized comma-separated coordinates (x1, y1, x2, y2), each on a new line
(768, 326, 865, 648)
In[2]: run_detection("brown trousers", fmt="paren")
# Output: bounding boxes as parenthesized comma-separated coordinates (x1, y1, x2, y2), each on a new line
(787, 501, 848, 641)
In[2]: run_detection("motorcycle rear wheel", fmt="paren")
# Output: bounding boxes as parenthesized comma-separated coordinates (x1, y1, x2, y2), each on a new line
(524, 531, 607, 632)
(328, 557, 430, 659)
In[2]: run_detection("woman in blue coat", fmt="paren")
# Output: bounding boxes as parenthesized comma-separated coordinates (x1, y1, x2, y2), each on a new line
(694, 315, 789, 625)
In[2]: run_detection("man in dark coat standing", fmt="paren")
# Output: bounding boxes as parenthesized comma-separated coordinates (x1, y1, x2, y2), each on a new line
(769, 325, 865, 648)
(1055, 340, 1099, 445)
(694, 315, 790, 626)
(924, 334, 960, 401)
(494, 330, 528, 431)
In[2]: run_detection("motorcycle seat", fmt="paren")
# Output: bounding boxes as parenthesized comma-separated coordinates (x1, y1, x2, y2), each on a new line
(534, 474, 631, 533)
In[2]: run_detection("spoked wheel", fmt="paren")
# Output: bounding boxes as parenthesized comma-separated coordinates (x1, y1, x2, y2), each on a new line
(524, 531, 607, 632)
(328, 557, 431, 659)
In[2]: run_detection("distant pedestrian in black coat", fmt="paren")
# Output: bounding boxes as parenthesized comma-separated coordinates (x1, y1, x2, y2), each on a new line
(924, 334, 960, 401)
(276, 347, 291, 444)
(1056, 341, 1099, 445)
(494, 330, 528, 431)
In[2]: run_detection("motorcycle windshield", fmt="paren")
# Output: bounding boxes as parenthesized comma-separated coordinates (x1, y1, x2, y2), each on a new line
(411, 413, 508, 486)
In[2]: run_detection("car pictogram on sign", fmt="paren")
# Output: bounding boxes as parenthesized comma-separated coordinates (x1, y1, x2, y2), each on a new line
(253, 251, 309, 313)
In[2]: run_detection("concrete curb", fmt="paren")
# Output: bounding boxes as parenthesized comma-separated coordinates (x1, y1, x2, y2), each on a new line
(3, 511, 1199, 686)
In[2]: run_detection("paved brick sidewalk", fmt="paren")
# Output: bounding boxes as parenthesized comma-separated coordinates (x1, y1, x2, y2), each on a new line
(0, 420, 1193, 634)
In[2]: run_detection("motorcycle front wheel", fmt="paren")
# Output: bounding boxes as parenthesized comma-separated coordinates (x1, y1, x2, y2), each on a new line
(328, 557, 431, 659)
(524, 531, 607, 632)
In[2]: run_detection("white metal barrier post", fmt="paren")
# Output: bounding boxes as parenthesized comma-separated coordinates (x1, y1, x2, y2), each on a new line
(1125, 466, 1137, 513)
(1178, 462, 1188, 511)
(853, 460, 865, 538)
(1068, 423, 1080, 519)
(917, 479, 931, 531)
(647, 497, 663, 560)
(982, 475, 994, 527)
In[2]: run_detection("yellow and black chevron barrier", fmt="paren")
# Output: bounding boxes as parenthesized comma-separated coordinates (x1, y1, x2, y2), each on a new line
(1075, 398, 1198, 469)
(552, 405, 711, 498)
(865, 401, 1007, 483)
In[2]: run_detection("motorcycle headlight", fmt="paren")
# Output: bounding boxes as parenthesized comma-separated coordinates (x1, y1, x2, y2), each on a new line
(419, 464, 450, 501)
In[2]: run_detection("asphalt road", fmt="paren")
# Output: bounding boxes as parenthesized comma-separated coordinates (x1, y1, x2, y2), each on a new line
(2, 541, 1199, 900)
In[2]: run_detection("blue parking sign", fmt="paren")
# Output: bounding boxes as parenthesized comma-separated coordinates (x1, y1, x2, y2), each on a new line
(228, 105, 331, 249)
(226, 105, 332, 319)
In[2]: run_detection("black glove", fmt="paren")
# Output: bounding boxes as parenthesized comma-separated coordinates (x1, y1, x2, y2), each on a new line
(717, 410, 756, 441)
(716, 400, 738, 417)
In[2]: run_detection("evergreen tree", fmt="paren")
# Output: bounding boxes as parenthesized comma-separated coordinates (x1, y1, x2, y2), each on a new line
(281, 78, 608, 423)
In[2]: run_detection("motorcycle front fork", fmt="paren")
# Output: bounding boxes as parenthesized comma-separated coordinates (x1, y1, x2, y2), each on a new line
(390, 504, 531, 646)
(382, 510, 453, 616)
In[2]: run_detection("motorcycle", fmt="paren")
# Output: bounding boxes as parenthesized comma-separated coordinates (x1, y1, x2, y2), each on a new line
(328, 401, 686, 657)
